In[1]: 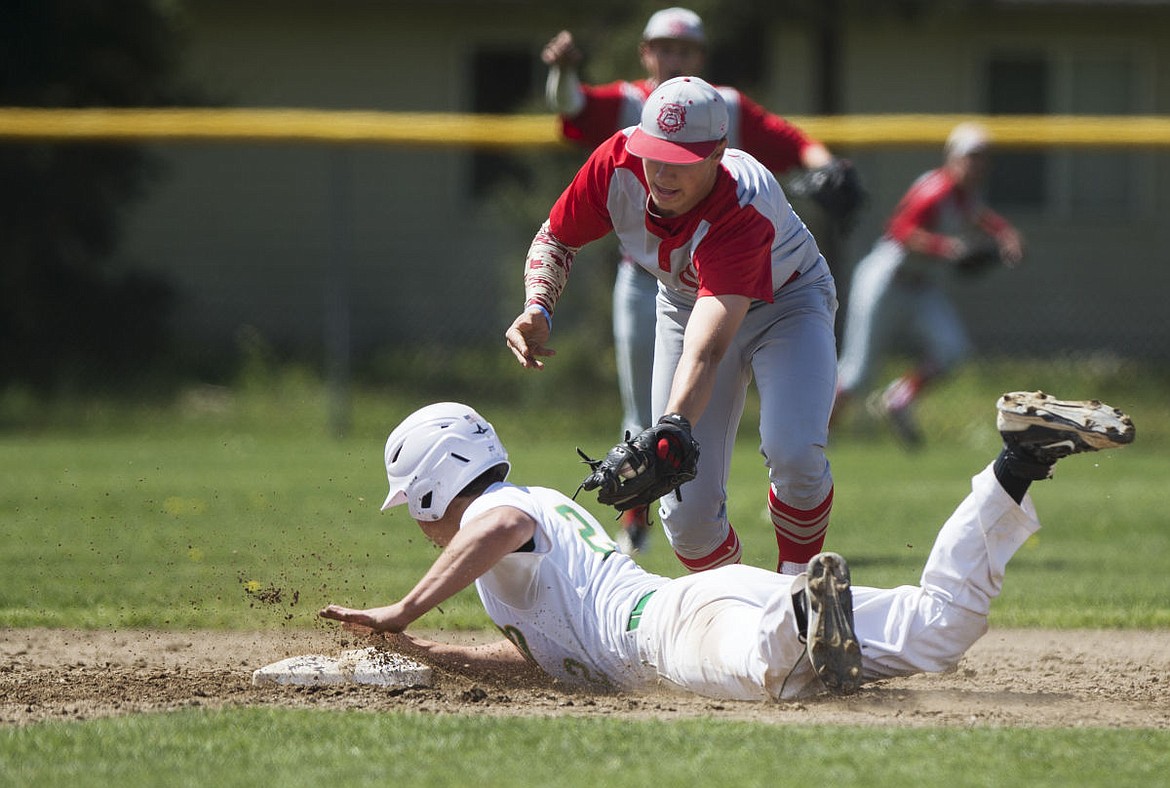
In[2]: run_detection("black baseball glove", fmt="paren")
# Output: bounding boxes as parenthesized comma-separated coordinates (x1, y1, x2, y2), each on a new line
(576, 414, 700, 512)
(786, 158, 867, 231)
(953, 241, 1002, 277)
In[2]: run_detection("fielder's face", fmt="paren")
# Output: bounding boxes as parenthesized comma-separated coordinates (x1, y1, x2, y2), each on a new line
(640, 39, 706, 86)
(641, 141, 727, 217)
(950, 150, 991, 191)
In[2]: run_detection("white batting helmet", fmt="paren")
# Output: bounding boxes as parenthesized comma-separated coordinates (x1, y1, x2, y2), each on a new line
(381, 402, 510, 521)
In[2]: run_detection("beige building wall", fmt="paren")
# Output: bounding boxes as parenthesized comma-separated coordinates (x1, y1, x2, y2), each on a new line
(122, 2, 1170, 361)
(768, 5, 1170, 357)
(125, 1, 566, 356)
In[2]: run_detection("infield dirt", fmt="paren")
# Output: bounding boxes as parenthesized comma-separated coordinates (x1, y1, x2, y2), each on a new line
(3, 627, 1168, 728)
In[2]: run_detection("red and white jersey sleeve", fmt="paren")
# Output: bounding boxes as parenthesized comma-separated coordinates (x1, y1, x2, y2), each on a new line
(559, 79, 654, 150)
(547, 132, 825, 305)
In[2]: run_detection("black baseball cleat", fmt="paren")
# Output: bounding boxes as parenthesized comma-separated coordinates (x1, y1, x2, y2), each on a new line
(804, 552, 862, 694)
(996, 391, 1135, 467)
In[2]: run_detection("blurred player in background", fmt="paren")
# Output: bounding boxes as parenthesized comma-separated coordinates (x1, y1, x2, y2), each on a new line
(833, 122, 1024, 448)
(319, 392, 1135, 700)
(506, 77, 838, 576)
(542, 7, 861, 553)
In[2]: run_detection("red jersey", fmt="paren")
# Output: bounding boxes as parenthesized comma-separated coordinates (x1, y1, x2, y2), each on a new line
(885, 168, 1009, 254)
(886, 169, 977, 242)
(547, 131, 826, 304)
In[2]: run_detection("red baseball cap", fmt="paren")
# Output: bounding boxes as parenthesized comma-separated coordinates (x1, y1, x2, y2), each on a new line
(626, 76, 728, 165)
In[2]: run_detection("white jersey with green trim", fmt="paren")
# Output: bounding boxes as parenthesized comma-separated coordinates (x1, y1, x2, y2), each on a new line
(464, 483, 665, 692)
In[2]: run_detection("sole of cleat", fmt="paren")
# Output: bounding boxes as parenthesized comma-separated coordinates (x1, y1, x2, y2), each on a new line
(806, 553, 862, 694)
(996, 391, 1135, 450)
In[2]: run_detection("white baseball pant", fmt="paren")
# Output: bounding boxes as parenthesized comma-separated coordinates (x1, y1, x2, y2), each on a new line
(634, 463, 1038, 699)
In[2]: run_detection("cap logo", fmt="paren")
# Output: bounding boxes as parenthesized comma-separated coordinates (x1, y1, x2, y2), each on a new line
(657, 102, 687, 136)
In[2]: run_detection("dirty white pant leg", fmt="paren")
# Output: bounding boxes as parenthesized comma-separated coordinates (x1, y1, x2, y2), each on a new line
(636, 565, 802, 700)
(849, 463, 1041, 679)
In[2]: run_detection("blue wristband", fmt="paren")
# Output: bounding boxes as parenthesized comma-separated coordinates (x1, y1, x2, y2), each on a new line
(526, 303, 552, 331)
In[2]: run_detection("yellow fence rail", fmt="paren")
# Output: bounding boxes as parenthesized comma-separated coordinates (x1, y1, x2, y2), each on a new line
(1, 107, 1169, 148)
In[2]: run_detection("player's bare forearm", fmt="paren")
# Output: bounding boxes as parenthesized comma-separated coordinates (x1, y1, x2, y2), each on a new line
(665, 350, 719, 424)
(995, 226, 1024, 265)
(396, 509, 536, 617)
(391, 632, 549, 685)
(665, 294, 750, 422)
(320, 510, 535, 634)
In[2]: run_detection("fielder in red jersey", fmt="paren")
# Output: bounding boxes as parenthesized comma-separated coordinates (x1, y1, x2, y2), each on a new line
(542, 8, 844, 556)
(507, 77, 838, 576)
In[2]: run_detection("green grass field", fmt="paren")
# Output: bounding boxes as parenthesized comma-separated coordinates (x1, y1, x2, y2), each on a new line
(4, 710, 1169, 787)
(2, 358, 1168, 785)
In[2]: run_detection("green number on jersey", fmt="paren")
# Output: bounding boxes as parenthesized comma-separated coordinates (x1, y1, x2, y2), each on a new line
(556, 503, 617, 556)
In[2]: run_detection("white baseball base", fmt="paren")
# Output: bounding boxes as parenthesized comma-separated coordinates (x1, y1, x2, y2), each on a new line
(251, 646, 433, 688)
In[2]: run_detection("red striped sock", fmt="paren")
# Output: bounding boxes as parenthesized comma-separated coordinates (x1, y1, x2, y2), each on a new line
(769, 485, 833, 571)
(675, 524, 742, 573)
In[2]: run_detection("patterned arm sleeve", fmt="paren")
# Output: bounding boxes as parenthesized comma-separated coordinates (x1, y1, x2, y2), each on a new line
(523, 222, 577, 315)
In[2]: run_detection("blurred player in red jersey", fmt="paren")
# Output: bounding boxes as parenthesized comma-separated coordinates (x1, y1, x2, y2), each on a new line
(834, 122, 1024, 448)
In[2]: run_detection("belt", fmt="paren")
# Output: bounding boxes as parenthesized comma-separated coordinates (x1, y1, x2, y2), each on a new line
(626, 590, 657, 632)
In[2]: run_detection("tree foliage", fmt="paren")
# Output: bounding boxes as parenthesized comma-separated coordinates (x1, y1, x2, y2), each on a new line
(0, 0, 196, 391)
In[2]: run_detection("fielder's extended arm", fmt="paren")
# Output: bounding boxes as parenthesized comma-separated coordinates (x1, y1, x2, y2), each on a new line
(505, 222, 579, 369)
(664, 293, 751, 424)
(542, 30, 586, 117)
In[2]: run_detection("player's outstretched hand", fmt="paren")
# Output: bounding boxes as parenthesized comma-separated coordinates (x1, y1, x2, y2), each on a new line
(319, 603, 406, 634)
(505, 310, 556, 369)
